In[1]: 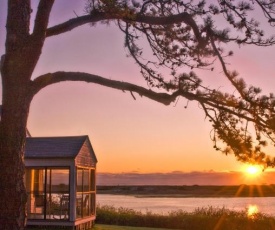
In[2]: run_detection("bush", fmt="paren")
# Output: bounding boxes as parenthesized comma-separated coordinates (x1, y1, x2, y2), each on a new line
(96, 205, 275, 230)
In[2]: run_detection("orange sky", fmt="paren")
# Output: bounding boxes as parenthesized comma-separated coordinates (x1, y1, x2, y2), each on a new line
(1, 1, 275, 181)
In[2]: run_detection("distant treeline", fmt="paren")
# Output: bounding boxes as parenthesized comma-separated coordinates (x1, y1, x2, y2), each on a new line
(97, 185, 275, 197)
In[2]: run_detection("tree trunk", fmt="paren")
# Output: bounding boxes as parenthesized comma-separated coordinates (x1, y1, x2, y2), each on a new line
(0, 49, 33, 228)
(0, 85, 31, 229)
(0, 1, 43, 228)
(0, 122, 28, 229)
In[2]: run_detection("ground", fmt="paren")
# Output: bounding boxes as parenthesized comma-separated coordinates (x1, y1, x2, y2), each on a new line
(94, 224, 176, 230)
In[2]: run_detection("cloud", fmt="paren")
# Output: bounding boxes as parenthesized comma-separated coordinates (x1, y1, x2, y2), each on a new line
(96, 171, 275, 185)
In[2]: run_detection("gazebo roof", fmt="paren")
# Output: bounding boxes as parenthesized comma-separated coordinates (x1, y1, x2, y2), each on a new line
(25, 135, 90, 159)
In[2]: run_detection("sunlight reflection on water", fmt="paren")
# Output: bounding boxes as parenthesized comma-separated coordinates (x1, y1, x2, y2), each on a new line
(247, 205, 259, 218)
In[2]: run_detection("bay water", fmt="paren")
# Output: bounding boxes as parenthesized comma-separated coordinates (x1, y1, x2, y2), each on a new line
(97, 194, 275, 216)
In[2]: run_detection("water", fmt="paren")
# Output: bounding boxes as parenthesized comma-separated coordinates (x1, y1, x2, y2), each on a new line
(97, 194, 275, 216)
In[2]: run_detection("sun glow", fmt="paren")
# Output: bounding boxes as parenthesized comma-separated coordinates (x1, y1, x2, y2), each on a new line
(244, 165, 262, 177)
(247, 205, 259, 218)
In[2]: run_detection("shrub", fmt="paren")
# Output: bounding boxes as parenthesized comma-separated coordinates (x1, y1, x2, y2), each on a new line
(96, 205, 275, 230)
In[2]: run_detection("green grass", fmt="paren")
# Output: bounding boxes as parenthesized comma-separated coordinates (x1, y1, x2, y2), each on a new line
(94, 224, 175, 230)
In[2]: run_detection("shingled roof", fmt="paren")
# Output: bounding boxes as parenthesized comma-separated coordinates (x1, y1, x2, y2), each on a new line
(25, 135, 89, 158)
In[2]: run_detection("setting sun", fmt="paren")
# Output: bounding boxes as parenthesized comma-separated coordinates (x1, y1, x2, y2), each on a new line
(244, 165, 262, 177)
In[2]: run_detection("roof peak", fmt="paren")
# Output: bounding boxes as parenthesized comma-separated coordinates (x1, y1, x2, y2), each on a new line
(25, 135, 91, 159)
(27, 135, 88, 139)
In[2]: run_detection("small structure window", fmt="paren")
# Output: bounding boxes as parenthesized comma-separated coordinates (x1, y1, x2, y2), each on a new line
(25, 167, 70, 220)
(76, 167, 96, 219)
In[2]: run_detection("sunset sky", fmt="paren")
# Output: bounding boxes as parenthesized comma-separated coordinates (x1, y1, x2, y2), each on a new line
(1, 1, 275, 184)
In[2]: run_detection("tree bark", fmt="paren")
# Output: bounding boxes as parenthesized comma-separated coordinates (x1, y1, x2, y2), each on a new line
(0, 60, 32, 229)
(0, 95, 30, 230)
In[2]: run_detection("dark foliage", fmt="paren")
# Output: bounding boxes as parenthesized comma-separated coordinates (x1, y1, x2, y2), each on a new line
(96, 205, 275, 230)
(82, 0, 275, 167)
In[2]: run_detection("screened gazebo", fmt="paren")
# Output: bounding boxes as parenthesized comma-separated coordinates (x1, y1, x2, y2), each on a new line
(24, 135, 97, 230)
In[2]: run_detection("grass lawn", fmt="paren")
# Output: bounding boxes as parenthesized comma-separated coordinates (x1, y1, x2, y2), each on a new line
(94, 224, 176, 230)
(27, 225, 175, 230)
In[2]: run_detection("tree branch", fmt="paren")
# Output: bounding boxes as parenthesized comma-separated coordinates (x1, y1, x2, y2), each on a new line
(46, 12, 106, 37)
(31, 71, 180, 105)
(32, 0, 55, 38)
(31, 71, 263, 128)
(31, 72, 244, 113)
(46, 11, 201, 41)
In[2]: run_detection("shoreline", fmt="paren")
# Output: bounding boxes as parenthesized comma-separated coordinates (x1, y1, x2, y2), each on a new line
(97, 185, 275, 197)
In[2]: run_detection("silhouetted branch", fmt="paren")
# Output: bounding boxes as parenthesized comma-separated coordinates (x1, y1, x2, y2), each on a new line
(32, 0, 54, 38)
(46, 11, 202, 42)
(31, 71, 180, 105)
(31, 71, 265, 126)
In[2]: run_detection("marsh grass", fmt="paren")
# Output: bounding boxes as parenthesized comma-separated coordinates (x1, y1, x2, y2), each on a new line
(96, 205, 275, 230)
